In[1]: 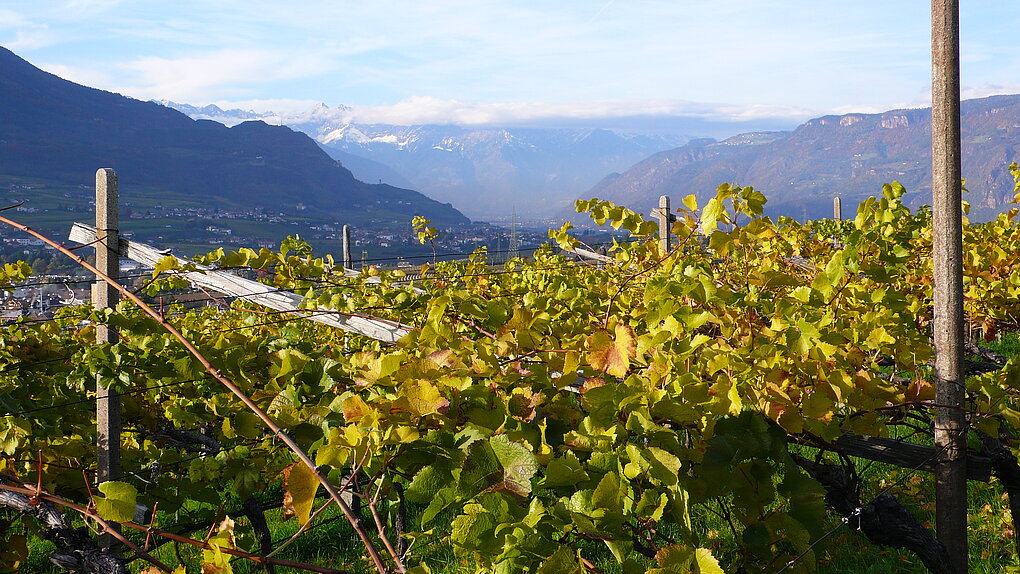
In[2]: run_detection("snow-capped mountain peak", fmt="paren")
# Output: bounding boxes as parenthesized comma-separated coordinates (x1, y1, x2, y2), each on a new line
(160, 100, 691, 219)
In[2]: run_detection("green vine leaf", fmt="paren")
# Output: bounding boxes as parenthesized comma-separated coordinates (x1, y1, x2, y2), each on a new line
(95, 481, 137, 523)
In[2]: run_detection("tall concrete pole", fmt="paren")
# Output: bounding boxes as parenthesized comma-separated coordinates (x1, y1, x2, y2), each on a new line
(658, 195, 671, 253)
(94, 168, 121, 488)
(931, 2, 967, 571)
(342, 225, 352, 269)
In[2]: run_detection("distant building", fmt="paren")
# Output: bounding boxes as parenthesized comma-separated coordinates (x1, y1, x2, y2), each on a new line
(0, 298, 24, 323)
(206, 226, 232, 236)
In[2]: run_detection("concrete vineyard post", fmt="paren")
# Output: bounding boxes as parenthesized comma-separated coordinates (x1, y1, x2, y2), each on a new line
(342, 224, 352, 269)
(658, 195, 671, 253)
(931, 1, 968, 571)
(94, 168, 121, 548)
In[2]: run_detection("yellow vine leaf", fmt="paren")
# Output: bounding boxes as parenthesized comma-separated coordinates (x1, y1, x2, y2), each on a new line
(202, 517, 236, 574)
(281, 462, 318, 524)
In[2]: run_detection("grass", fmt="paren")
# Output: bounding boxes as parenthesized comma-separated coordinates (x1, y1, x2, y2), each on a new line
(986, 330, 1020, 357)
(807, 454, 1019, 573)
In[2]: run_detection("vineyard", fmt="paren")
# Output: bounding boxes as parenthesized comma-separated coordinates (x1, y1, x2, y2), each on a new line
(3, 171, 1020, 574)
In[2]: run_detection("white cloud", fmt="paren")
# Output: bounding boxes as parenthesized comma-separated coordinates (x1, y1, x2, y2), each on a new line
(831, 103, 915, 115)
(207, 98, 325, 115)
(60, 0, 124, 14)
(895, 83, 1020, 112)
(36, 62, 114, 88)
(961, 84, 1020, 101)
(112, 49, 334, 102)
(0, 9, 54, 50)
(7, 1, 1020, 127)
(710, 104, 819, 122)
(2, 28, 56, 50)
(340, 96, 815, 127)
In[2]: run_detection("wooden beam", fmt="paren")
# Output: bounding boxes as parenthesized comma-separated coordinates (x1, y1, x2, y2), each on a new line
(69, 223, 412, 343)
(833, 433, 990, 482)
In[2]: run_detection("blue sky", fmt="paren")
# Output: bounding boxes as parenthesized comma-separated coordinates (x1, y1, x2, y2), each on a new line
(2, 1, 1019, 132)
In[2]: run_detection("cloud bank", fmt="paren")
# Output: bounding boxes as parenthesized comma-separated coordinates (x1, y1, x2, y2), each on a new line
(343, 97, 816, 128)
(184, 96, 814, 138)
(5, 1, 1020, 137)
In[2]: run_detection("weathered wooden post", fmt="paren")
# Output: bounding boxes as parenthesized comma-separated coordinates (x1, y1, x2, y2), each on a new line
(833, 197, 842, 221)
(652, 195, 672, 253)
(342, 225, 352, 269)
(931, 1, 967, 571)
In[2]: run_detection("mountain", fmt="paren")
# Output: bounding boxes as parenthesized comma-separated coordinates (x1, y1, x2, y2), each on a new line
(583, 96, 1020, 222)
(161, 102, 690, 219)
(160, 100, 416, 189)
(0, 47, 468, 235)
(325, 125, 690, 220)
(316, 144, 417, 190)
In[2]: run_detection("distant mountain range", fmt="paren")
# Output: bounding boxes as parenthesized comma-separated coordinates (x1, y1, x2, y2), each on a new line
(14, 37, 1017, 236)
(0, 47, 467, 235)
(163, 101, 419, 189)
(585, 95, 1020, 222)
(161, 101, 691, 219)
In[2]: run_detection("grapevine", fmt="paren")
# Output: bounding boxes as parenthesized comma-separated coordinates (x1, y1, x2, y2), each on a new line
(2, 172, 1020, 573)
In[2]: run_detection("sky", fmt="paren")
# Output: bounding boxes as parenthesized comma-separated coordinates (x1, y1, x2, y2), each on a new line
(2, 1, 1020, 135)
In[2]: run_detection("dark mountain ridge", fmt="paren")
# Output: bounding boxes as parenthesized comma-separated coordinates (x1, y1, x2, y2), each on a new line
(0, 46, 467, 228)
(586, 95, 1020, 221)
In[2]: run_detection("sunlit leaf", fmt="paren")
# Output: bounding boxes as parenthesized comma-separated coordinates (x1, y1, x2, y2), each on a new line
(95, 481, 137, 523)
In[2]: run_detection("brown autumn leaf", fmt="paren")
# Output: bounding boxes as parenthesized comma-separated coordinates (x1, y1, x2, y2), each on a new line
(280, 462, 317, 524)
(586, 324, 636, 378)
